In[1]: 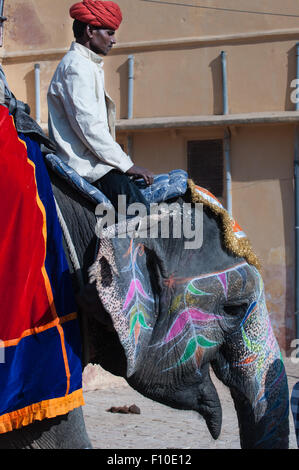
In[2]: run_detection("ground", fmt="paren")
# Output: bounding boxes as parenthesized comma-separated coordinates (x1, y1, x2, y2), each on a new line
(81, 357, 298, 449)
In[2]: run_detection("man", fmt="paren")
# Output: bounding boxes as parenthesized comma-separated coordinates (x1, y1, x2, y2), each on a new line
(47, 0, 154, 216)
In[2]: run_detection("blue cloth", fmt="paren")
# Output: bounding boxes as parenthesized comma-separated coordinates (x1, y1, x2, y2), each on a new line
(44, 153, 188, 207)
(0, 122, 84, 433)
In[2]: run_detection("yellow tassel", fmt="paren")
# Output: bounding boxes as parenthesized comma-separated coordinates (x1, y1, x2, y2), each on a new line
(187, 179, 261, 270)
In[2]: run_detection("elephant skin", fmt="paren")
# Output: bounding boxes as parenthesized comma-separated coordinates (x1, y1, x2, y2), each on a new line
(45, 168, 289, 449)
(87, 202, 289, 449)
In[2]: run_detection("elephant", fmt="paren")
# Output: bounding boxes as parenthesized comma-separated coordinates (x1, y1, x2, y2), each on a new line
(0, 134, 289, 448)
(47, 165, 291, 449)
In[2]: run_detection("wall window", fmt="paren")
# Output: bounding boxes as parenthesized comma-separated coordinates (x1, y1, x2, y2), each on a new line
(187, 139, 224, 198)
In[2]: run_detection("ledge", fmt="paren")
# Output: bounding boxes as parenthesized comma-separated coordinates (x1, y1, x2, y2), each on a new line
(2, 27, 299, 62)
(38, 111, 299, 135)
(116, 111, 299, 131)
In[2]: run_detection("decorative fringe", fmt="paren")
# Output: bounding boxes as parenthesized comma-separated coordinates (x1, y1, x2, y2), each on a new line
(0, 389, 84, 434)
(188, 179, 261, 270)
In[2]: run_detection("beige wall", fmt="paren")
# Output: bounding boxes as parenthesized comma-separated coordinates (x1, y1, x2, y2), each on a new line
(231, 124, 295, 350)
(2, 0, 299, 121)
(1, 0, 298, 352)
(3, 0, 299, 50)
(3, 38, 298, 123)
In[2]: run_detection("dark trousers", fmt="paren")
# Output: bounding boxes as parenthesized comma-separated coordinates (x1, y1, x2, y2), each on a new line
(94, 170, 150, 220)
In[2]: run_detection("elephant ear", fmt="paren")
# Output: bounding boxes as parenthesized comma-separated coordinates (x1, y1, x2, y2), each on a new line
(88, 216, 159, 377)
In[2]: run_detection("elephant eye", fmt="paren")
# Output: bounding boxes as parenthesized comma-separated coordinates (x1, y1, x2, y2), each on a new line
(99, 256, 112, 287)
(222, 301, 249, 317)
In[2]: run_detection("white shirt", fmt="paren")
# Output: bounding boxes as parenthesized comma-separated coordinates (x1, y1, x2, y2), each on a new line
(47, 42, 133, 183)
(0, 79, 4, 105)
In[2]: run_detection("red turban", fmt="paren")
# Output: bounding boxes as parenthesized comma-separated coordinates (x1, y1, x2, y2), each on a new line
(70, 0, 122, 30)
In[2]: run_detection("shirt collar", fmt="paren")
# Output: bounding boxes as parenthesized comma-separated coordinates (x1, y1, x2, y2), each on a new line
(70, 41, 104, 66)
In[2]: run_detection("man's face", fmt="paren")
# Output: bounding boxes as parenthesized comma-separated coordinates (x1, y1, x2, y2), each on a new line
(89, 27, 116, 56)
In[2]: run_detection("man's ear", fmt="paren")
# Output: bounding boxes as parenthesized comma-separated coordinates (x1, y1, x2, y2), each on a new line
(86, 24, 93, 39)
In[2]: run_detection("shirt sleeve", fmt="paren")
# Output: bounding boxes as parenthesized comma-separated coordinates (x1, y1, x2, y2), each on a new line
(0, 80, 4, 105)
(60, 64, 133, 173)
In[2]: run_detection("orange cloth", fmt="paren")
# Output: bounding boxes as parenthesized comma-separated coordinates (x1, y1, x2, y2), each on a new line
(70, 0, 122, 29)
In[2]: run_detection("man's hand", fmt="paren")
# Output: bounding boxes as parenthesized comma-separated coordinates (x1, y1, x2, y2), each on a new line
(126, 165, 154, 186)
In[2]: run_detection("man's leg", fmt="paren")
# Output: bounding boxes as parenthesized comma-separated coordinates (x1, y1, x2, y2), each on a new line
(94, 170, 150, 217)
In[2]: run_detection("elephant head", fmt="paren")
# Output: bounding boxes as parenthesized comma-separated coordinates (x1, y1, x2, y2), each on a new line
(86, 204, 289, 449)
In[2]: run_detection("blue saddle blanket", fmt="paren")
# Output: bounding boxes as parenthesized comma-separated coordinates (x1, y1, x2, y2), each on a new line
(44, 153, 188, 207)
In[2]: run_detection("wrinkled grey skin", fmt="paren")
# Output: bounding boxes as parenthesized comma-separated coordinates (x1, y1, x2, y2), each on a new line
(0, 408, 91, 449)
(55, 171, 289, 449)
(0, 167, 289, 449)
(85, 203, 289, 449)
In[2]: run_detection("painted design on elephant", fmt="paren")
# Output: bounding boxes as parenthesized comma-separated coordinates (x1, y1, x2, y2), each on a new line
(160, 257, 286, 429)
(162, 262, 248, 370)
(121, 240, 154, 348)
(231, 267, 288, 445)
(233, 269, 283, 390)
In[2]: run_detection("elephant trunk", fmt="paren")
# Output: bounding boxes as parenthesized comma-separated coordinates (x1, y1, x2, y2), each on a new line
(212, 350, 289, 448)
(230, 357, 289, 448)
(211, 265, 290, 449)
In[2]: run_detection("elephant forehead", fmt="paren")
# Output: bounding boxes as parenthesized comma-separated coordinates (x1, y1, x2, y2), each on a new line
(166, 261, 257, 311)
(92, 235, 262, 377)
(154, 263, 258, 356)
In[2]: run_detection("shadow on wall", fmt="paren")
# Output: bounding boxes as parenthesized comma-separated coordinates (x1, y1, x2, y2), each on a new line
(24, 68, 36, 120)
(116, 60, 129, 120)
(209, 54, 223, 115)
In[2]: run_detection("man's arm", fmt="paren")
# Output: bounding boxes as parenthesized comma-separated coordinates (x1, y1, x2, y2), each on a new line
(0, 79, 4, 105)
(126, 165, 154, 185)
